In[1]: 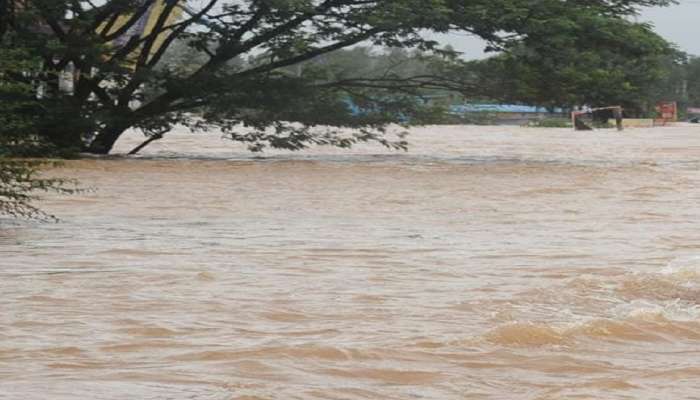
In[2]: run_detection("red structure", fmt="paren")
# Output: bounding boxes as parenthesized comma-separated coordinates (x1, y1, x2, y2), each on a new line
(655, 102, 678, 126)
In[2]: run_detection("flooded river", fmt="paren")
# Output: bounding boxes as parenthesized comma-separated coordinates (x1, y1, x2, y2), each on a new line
(3, 125, 700, 399)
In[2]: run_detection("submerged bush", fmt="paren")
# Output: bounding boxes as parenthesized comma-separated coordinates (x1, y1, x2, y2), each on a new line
(0, 158, 75, 220)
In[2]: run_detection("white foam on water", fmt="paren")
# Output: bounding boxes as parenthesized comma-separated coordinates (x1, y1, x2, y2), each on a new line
(660, 256, 700, 282)
(613, 299, 700, 322)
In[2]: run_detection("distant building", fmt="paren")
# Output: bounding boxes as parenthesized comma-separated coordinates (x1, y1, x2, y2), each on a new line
(450, 103, 566, 125)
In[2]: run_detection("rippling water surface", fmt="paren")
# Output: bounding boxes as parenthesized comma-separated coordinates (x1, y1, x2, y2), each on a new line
(3, 125, 700, 399)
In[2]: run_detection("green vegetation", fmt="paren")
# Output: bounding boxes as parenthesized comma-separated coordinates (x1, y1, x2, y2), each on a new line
(0, 45, 73, 219)
(687, 58, 700, 109)
(647, 54, 700, 118)
(467, 21, 676, 116)
(0, 159, 76, 220)
(0, 0, 688, 216)
(0, 0, 677, 156)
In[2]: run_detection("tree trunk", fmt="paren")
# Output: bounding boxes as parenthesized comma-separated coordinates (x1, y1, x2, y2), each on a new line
(128, 133, 162, 155)
(85, 123, 129, 154)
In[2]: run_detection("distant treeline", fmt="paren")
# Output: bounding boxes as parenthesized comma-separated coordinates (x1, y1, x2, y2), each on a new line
(157, 39, 698, 119)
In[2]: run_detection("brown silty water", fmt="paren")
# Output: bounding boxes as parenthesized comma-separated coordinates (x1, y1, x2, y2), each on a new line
(2, 125, 700, 399)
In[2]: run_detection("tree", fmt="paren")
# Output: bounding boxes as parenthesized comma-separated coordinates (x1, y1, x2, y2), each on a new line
(1, 0, 676, 155)
(460, 10, 676, 115)
(686, 57, 700, 108)
(652, 55, 700, 114)
(0, 46, 74, 219)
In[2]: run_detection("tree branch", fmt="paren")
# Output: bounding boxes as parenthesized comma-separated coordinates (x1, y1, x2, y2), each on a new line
(127, 132, 162, 155)
(235, 28, 383, 78)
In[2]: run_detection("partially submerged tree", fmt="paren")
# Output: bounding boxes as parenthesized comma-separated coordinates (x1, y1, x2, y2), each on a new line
(1, 0, 676, 155)
(0, 44, 74, 219)
(0, 159, 76, 219)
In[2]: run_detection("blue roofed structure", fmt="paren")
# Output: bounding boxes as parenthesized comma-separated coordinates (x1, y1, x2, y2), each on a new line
(449, 103, 567, 125)
(450, 104, 564, 114)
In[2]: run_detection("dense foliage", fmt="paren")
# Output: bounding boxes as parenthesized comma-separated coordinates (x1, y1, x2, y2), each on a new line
(0, 45, 73, 219)
(464, 17, 676, 115)
(0, 0, 676, 156)
(651, 54, 700, 116)
(688, 58, 700, 109)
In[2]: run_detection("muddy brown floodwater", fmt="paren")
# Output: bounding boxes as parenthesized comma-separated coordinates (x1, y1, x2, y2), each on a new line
(3, 125, 700, 399)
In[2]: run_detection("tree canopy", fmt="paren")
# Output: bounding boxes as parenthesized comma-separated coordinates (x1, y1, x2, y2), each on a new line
(0, 0, 677, 156)
(462, 15, 677, 114)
